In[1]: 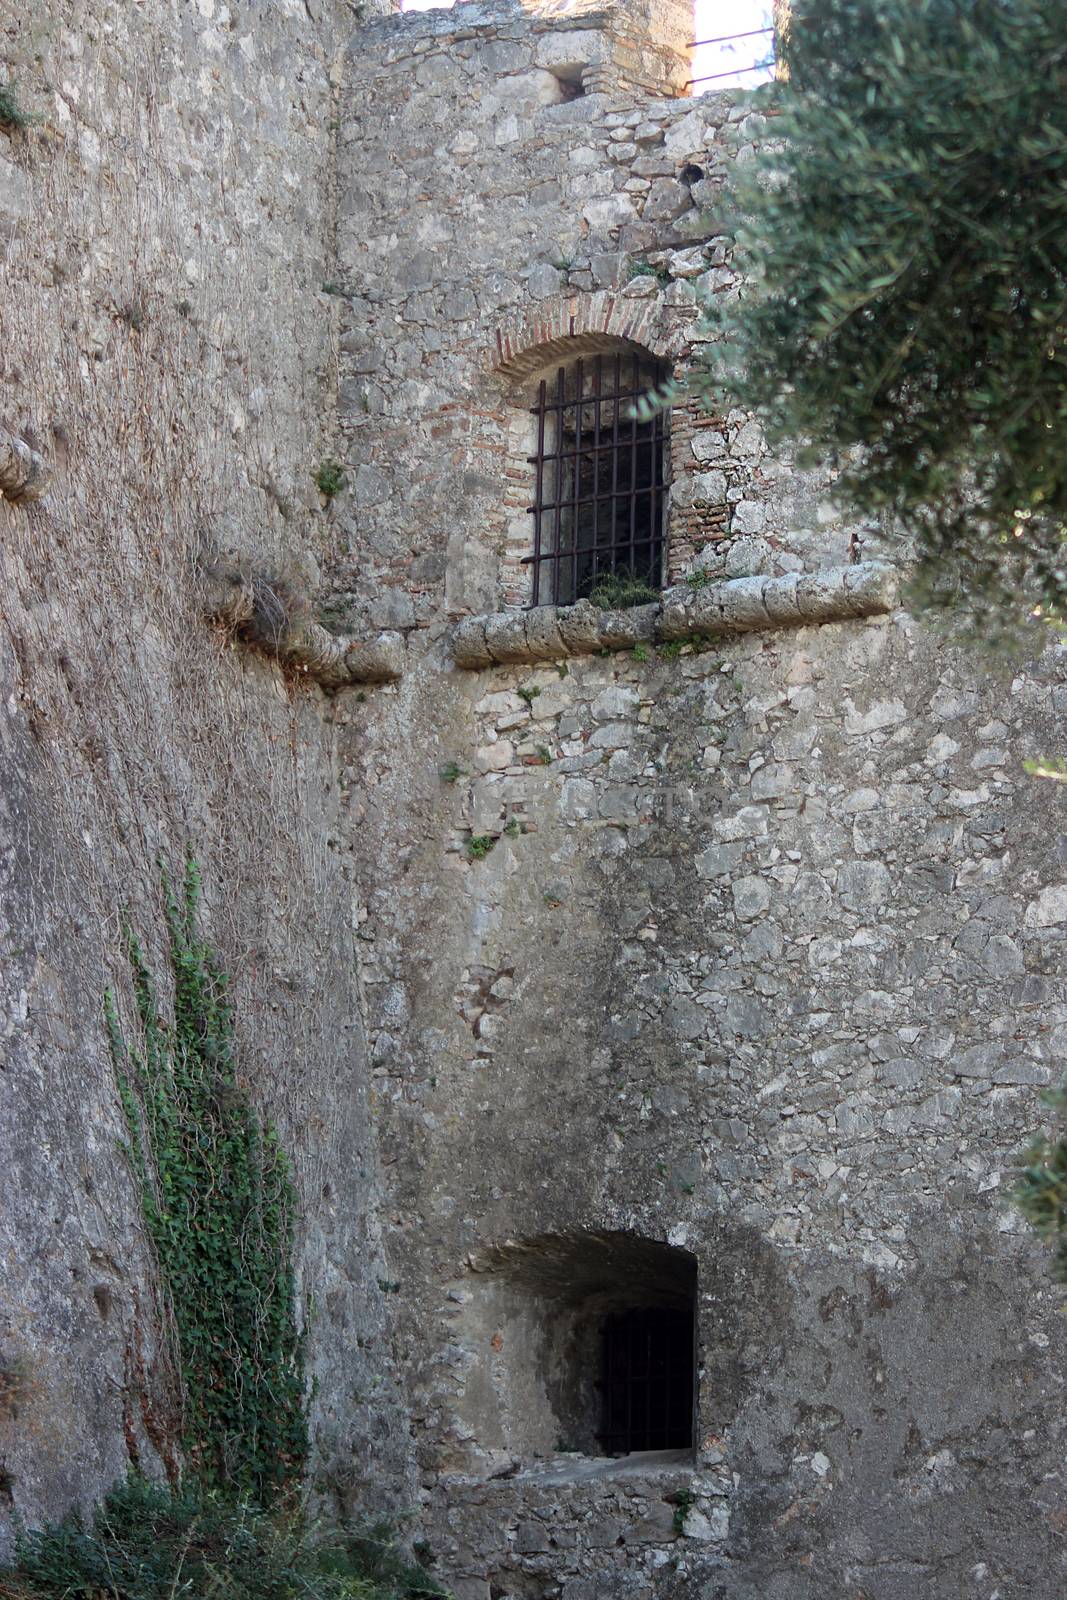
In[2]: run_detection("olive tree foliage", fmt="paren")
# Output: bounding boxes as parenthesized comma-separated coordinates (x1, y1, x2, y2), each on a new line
(700, 0, 1067, 621)
(700, 0, 1067, 1281)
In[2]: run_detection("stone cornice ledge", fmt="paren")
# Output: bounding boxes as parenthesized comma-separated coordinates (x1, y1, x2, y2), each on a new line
(451, 562, 898, 670)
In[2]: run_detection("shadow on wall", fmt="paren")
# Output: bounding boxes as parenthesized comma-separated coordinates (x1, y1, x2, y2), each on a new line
(448, 1231, 698, 1468)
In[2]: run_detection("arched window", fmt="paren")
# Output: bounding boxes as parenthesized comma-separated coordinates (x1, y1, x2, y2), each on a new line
(525, 349, 669, 607)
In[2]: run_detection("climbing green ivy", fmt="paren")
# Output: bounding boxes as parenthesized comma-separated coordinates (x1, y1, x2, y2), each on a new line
(106, 858, 307, 1503)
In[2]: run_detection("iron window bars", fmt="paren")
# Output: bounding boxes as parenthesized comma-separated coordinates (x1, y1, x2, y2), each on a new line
(524, 352, 669, 607)
(600, 1307, 694, 1455)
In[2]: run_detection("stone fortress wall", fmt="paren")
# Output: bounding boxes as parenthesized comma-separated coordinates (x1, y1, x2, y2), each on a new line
(0, 0, 415, 1556)
(335, 3, 1067, 1597)
(0, 0, 1065, 1596)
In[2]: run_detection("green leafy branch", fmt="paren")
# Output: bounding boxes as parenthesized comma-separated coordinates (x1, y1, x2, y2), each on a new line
(699, 0, 1067, 623)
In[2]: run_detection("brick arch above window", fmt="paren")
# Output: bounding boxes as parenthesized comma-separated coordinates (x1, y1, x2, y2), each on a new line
(491, 291, 678, 381)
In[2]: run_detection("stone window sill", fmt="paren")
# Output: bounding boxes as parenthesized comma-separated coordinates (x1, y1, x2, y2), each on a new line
(451, 561, 897, 670)
(511, 1448, 695, 1486)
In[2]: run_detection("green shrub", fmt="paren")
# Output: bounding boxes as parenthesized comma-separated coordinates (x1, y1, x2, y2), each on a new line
(626, 259, 671, 287)
(0, 1475, 448, 1600)
(703, 0, 1067, 622)
(1014, 1083, 1067, 1281)
(0, 84, 34, 130)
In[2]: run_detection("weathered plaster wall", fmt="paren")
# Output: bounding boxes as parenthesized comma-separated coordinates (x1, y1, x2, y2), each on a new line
(350, 614, 1067, 1599)
(0, 0, 414, 1552)
(335, 7, 1067, 1597)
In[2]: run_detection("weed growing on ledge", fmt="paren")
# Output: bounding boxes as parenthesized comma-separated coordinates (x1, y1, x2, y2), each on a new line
(588, 572, 660, 610)
(440, 761, 466, 784)
(467, 835, 496, 860)
(106, 858, 306, 1503)
(517, 685, 541, 706)
(314, 460, 347, 498)
(671, 1488, 696, 1534)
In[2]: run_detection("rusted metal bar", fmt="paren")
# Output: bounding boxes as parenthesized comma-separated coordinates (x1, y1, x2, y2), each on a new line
(688, 25, 772, 46)
(525, 355, 668, 604)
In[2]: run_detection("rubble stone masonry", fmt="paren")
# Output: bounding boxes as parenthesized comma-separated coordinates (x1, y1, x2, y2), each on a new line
(336, 4, 1067, 1597)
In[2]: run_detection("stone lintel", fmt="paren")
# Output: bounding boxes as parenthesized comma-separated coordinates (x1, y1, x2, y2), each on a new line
(450, 562, 898, 670)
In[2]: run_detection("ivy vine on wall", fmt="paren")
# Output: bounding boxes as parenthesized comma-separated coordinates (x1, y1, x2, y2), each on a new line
(105, 858, 307, 1503)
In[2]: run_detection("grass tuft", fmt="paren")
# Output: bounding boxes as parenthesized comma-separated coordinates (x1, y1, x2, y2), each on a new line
(586, 572, 661, 610)
(314, 461, 347, 498)
(0, 1475, 449, 1600)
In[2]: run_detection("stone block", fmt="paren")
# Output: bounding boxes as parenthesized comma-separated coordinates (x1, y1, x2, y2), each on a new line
(732, 875, 771, 920)
(643, 178, 691, 222)
(557, 600, 603, 654)
(761, 572, 804, 626)
(583, 192, 639, 232)
(724, 537, 771, 578)
(596, 605, 657, 650)
(523, 605, 567, 661)
(592, 684, 641, 721)
(483, 612, 532, 664)
(452, 617, 494, 669)
(514, 1519, 552, 1553)
(716, 576, 771, 631)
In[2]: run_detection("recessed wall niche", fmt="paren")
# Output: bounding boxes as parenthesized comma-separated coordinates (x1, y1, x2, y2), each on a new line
(449, 1231, 697, 1467)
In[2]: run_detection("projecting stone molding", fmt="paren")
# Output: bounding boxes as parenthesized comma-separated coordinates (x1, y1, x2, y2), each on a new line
(201, 564, 405, 687)
(451, 561, 898, 669)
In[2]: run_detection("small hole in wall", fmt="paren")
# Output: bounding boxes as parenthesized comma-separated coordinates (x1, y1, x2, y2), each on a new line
(681, 163, 705, 184)
(92, 1284, 112, 1321)
(548, 65, 587, 101)
(0, 1466, 14, 1508)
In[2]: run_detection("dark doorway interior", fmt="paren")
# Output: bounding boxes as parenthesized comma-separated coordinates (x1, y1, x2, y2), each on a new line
(601, 1307, 695, 1454)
